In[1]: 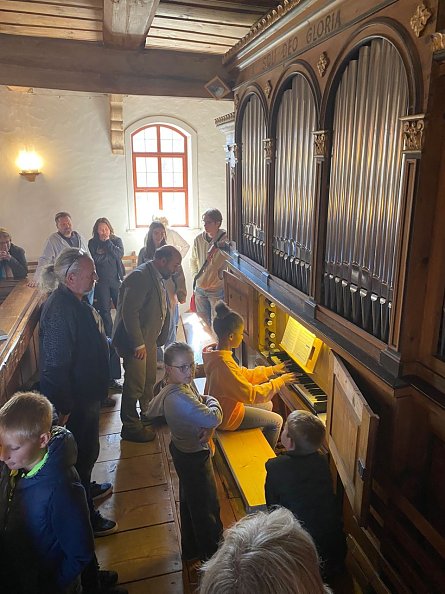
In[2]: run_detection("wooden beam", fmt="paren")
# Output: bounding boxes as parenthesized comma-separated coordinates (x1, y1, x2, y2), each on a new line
(103, 0, 160, 49)
(0, 33, 231, 98)
(109, 94, 124, 154)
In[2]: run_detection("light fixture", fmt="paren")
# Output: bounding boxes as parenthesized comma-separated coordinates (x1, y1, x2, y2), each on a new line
(16, 150, 43, 182)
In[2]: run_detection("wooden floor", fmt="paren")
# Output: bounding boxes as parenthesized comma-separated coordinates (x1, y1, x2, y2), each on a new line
(91, 389, 245, 593)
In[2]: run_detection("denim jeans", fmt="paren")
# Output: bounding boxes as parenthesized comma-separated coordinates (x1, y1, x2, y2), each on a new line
(238, 404, 283, 449)
(194, 287, 224, 328)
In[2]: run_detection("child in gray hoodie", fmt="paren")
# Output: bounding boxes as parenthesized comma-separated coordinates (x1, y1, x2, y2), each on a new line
(145, 342, 223, 562)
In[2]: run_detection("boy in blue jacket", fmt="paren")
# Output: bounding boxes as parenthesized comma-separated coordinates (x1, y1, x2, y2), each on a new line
(0, 391, 94, 593)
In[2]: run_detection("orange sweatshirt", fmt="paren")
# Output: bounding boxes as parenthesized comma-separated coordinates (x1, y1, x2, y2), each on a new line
(202, 346, 286, 430)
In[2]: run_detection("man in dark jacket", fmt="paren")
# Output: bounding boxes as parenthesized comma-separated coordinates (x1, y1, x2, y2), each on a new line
(39, 248, 115, 537)
(0, 227, 28, 279)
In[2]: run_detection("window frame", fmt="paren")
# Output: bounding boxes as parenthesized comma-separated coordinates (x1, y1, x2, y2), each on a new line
(125, 116, 199, 230)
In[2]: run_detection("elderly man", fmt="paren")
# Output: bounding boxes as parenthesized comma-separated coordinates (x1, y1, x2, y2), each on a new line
(113, 245, 182, 442)
(0, 227, 28, 279)
(29, 211, 89, 287)
(39, 248, 116, 537)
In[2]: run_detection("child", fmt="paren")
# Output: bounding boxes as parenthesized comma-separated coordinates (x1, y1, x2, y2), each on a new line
(202, 301, 297, 448)
(145, 342, 223, 562)
(0, 391, 94, 594)
(265, 410, 346, 580)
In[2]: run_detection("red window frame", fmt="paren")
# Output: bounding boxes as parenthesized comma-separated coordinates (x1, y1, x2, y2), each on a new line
(131, 123, 189, 227)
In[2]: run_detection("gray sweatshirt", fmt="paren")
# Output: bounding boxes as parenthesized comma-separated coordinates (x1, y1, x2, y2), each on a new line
(145, 383, 222, 453)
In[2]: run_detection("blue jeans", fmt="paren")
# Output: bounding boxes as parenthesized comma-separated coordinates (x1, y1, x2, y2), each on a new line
(157, 304, 179, 361)
(238, 404, 283, 449)
(194, 287, 224, 328)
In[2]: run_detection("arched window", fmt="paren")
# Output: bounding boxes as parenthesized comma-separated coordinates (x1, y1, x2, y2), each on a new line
(131, 123, 189, 226)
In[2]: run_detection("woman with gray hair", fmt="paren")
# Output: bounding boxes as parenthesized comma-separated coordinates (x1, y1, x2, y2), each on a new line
(39, 248, 117, 538)
(199, 507, 333, 594)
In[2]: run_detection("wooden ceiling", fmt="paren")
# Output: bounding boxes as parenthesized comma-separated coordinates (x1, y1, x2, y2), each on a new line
(0, 0, 281, 54)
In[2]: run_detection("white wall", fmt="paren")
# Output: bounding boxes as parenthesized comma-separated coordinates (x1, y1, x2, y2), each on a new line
(0, 86, 232, 301)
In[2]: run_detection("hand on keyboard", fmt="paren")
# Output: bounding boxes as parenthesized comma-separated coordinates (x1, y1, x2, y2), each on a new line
(280, 372, 300, 385)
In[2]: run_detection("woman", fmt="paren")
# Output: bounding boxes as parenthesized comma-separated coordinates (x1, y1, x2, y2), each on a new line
(88, 218, 124, 338)
(202, 301, 297, 449)
(138, 221, 187, 363)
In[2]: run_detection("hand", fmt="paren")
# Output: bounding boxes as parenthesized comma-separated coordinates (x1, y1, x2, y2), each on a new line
(198, 427, 214, 445)
(178, 295, 187, 304)
(273, 362, 288, 374)
(280, 372, 299, 385)
(0, 251, 10, 260)
(27, 279, 38, 288)
(134, 346, 146, 360)
(57, 413, 70, 426)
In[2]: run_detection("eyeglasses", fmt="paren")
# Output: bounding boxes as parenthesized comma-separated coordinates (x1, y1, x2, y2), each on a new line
(168, 362, 196, 373)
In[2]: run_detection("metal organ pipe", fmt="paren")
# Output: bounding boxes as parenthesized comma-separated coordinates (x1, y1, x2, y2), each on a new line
(324, 38, 408, 341)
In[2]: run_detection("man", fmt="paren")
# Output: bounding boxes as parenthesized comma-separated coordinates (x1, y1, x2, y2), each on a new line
(28, 211, 90, 287)
(190, 208, 229, 327)
(39, 248, 116, 537)
(0, 228, 28, 279)
(112, 245, 182, 442)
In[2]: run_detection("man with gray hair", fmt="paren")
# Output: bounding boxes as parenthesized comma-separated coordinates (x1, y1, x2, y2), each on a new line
(39, 248, 117, 538)
(113, 245, 182, 442)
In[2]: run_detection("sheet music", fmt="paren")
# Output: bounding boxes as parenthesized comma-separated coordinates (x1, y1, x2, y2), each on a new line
(280, 317, 316, 367)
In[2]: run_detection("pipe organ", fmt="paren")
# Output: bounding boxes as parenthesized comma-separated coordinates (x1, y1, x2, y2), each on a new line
(217, 0, 445, 591)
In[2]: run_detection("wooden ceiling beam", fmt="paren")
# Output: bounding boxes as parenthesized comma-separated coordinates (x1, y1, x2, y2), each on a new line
(103, 0, 161, 49)
(0, 33, 232, 98)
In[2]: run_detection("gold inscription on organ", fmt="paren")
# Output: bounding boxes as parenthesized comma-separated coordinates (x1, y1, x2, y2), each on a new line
(306, 10, 342, 44)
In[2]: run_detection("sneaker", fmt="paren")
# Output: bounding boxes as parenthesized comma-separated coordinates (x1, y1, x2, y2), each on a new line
(101, 397, 116, 408)
(108, 380, 123, 392)
(99, 570, 118, 589)
(120, 426, 156, 443)
(91, 481, 113, 502)
(92, 511, 118, 537)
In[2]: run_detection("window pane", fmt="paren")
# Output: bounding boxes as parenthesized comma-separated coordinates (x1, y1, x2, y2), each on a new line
(162, 192, 186, 226)
(160, 126, 185, 153)
(161, 158, 183, 187)
(132, 127, 157, 152)
(135, 192, 160, 226)
(135, 157, 158, 188)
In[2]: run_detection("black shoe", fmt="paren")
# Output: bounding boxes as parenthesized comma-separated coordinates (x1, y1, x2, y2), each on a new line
(120, 426, 155, 443)
(99, 570, 118, 589)
(91, 510, 118, 537)
(101, 397, 116, 408)
(91, 481, 113, 502)
(108, 380, 122, 392)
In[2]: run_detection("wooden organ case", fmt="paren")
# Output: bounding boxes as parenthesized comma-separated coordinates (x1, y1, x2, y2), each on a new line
(216, 1, 445, 592)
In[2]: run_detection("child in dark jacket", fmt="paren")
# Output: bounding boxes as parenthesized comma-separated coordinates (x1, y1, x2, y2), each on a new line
(0, 391, 94, 594)
(265, 410, 346, 580)
(146, 342, 223, 563)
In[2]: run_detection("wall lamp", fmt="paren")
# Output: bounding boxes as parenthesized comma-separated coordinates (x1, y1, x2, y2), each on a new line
(16, 150, 43, 182)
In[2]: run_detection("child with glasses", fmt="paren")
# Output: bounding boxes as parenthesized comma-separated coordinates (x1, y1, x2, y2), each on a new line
(145, 342, 223, 563)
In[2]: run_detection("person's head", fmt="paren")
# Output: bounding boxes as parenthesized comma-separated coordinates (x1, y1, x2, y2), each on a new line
(202, 209, 223, 239)
(164, 342, 195, 385)
(40, 248, 97, 298)
(152, 244, 181, 279)
(55, 211, 73, 237)
(213, 301, 244, 349)
(92, 217, 114, 241)
(0, 392, 52, 472)
(145, 221, 167, 258)
(281, 410, 325, 455)
(0, 228, 12, 252)
(152, 212, 169, 228)
(199, 507, 331, 594)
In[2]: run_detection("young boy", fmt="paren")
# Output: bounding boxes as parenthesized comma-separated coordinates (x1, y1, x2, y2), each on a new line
(146, 342, 223, 562)
(265, 410, 346, 580)
(0, 391, 94, 593)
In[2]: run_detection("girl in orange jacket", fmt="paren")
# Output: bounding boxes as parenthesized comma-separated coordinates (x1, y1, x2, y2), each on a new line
(202, 301, 297, 448)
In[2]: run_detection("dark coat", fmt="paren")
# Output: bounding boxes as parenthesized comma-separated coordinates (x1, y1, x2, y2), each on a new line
(112, 261, 170, 355)
(0, 427, 94, 593)
(265, 451, 346, 578)
(88, 235, 125, 286)
(0, 243, 28, 279)
(39, 285, 109, 414)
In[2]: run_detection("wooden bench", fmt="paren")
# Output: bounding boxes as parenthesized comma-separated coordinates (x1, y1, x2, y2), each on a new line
(181, 310, 275, 513)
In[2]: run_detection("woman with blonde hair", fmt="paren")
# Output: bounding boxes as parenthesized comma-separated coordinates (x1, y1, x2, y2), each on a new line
(199, 507, 333, 594)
